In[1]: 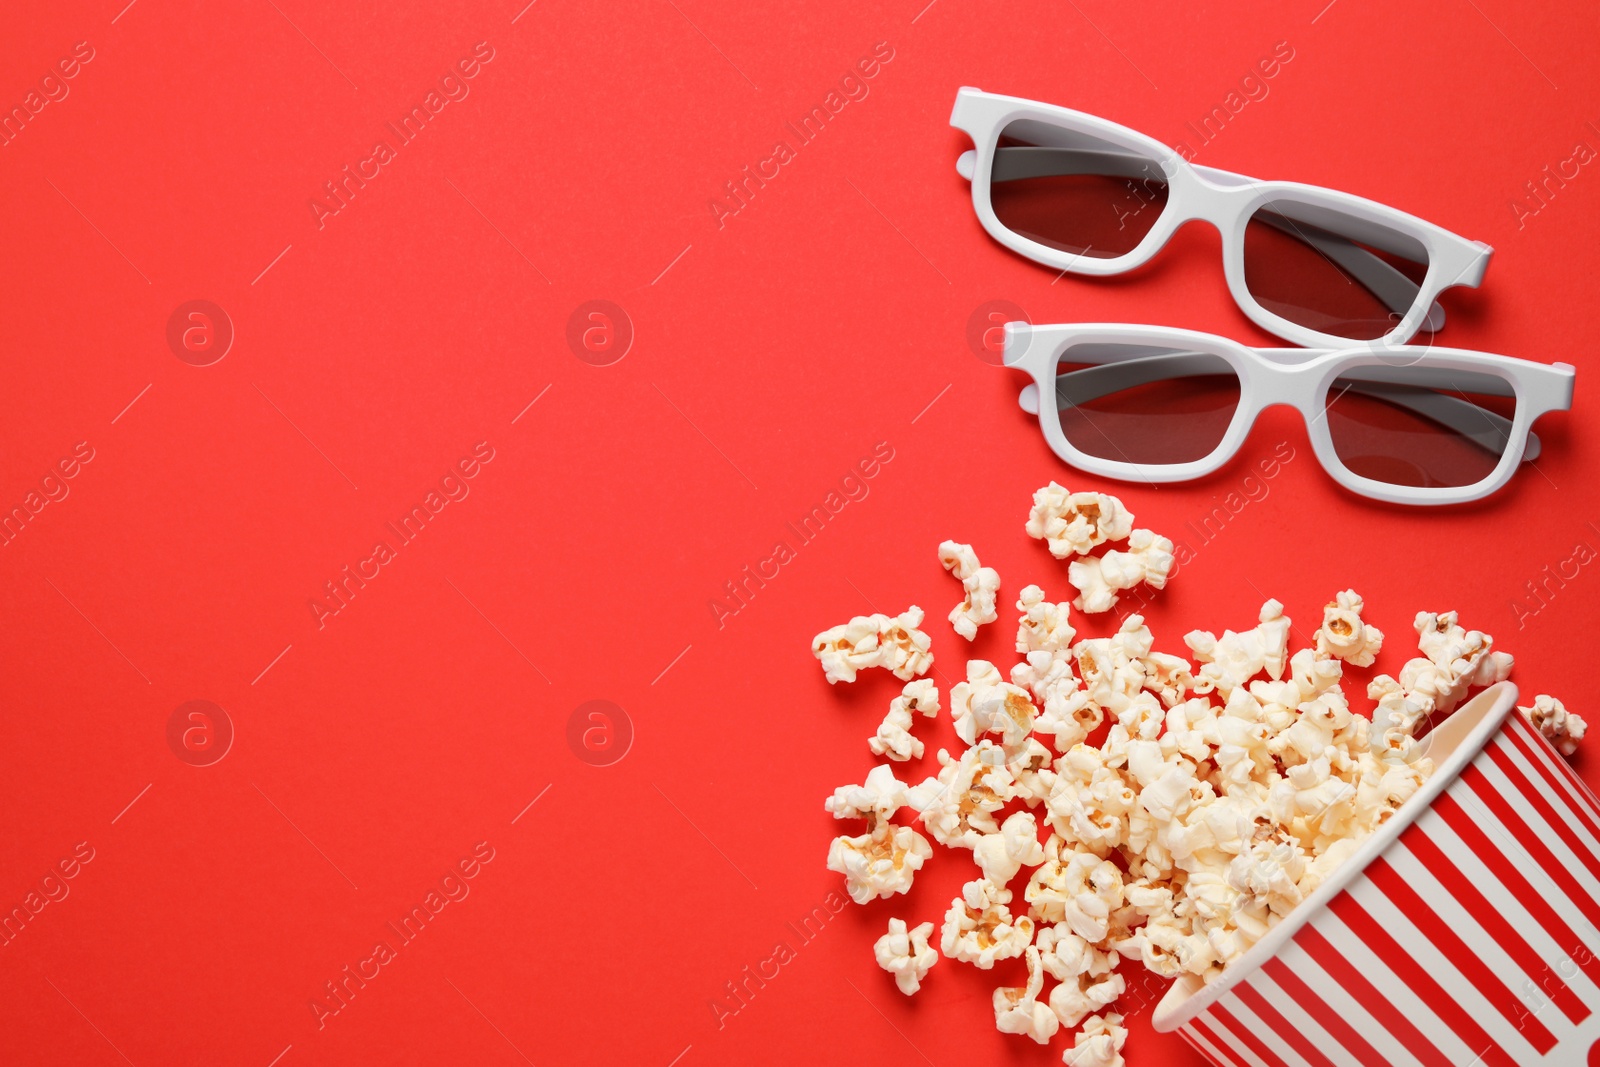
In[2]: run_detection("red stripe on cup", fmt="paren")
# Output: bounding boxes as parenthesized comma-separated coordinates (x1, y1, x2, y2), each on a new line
(1503, 713, 1600, 849)
(1263, 956, 1398, 1067)
(1486, 736, 1600, 891)
(1461, 762, 1600, 937)
(1366, 855, 1557, 1052)
(1189, 1017, 1251, 1067)
(1433, 791, 1600, 1003)
(1328, 891, 1518, 1067)
(1234, 981, 1339, 1067)
(1213, 1001, 1290, 1067)
(1506, 711, 1600, 824)
(1400, 820, 1588, 1023)
(1297, 922, 1455, 1067)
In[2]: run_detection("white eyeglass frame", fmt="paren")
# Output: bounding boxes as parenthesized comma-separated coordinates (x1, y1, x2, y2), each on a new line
(1004, 322, 1575, 506)
(950, 88, 1495, 349)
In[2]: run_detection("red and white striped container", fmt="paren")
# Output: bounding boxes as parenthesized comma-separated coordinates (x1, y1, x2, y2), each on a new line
(1154, 681, 1600, 1067)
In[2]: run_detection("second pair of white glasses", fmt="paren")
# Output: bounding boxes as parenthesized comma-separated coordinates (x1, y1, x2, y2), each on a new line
(952, 89, 1574, 504)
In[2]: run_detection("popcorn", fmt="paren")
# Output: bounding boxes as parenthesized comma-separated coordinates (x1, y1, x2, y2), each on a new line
(973, 810, 1046, 885)
(993, 946, 1060, 1044)
(814, 497, 1547, 1065)
(940, 877, 1035, 968)
(1026, 485, 1134, 559)
(812, 607, 934, 684)
(1068, 530, 1175, 614)
(1062, 1013, 1128, 1067)
(1050, 971, 1125, 1029)
(1017, 585, 1078, 652)
(908, 742, 1018, 849)
(873, 918, 938, 995)
(870, 680, 940, 761)
(1315, 589, 1384, 667)
(940, 541, 1002, 640)
(825, 763, 911, 821)
(1186, 600, 1290, 696)
(951, 660, 1038, 748)
(827, 823, 933, 904)
(826, 765, 933, 903)
(1521, 694, 1587, 757)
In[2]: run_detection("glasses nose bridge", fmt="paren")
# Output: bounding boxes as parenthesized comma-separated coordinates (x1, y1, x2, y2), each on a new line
(1245, 359, 1327, 420)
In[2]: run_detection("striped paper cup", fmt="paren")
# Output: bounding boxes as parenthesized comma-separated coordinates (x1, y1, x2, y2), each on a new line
(1153, 681, 1600, 1067)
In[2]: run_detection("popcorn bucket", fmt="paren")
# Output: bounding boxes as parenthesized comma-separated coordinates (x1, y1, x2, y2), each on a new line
(1153, 681, 1600, 1067)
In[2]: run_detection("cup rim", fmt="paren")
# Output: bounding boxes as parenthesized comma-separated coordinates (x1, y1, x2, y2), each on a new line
(1151, 680, 1520, 1032)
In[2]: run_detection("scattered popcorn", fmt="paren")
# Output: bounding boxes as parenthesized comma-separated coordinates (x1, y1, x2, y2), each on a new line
(940, 541, 1002, 640)
(816, 488, 1550, 1062)
(1315, 589, 1385, 667)
(1018, 585, 1078, 653)
(1521, 694, 1588, 757)
(941, 877, 1035, 968)
(1068, 530, 1175, 614)
(994, 946, 1060, 1044)
(1026, 485, 1134, 559)
(870, 680, 940, 761)
(1062, 1014, 1127, 1067)
(874, 918, 938, 995)
(825, 765, 933, 903)
(974, 810, 1046, 885)
(812, 607, 934, 684)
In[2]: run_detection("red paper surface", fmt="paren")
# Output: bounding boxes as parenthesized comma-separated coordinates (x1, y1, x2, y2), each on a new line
(0, 1, 1594, 1064)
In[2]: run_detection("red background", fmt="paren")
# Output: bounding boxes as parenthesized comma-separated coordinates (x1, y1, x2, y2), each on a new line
(0, 0, 1595, 1064)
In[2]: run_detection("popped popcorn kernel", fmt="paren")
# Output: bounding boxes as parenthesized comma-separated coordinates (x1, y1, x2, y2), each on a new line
(1017, 584, 1078, 653)
(993, 946, 1059, 1044)
(870, 680, 940, 761)
(811, 606, 933, 684)
(1315, 589, 1384, 667)
(1026, 484, 1134, 559)
(941, 877, 1035, 969)
(873, 918, 938, 995)
(1068, 529, 1175, 614)
(940, 540, 1002, 640)
(1062, 1013, 1128, 1067)
(1522, 693, 1587, 757)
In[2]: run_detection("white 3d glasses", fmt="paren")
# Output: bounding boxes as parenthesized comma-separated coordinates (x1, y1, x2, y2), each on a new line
(951, 89, 1494, 349)
(1004, 323, 1574, 506)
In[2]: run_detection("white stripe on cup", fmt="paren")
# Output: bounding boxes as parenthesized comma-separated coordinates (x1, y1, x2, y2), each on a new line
(1183, 1021, 1250, 1067)
(1218, 988, 1318, 1067)
(1251, 969, 1357, 1066)
(1508, 714, 1600, 827)
(1416, 805, 1600, 1000)
(1345, 875, 1535, 1058)
(1307, 905, 1490, 1067)
(1449, 780, 1600, 950)
(1383, 843, 1562, 1042)
(1276, 937, 1428, 1067)
(1490, 734, 1600, 860)
(1473, 747, 1600, 907)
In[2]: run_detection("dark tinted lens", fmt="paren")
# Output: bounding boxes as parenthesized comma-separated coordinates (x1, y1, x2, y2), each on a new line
(1055, 346, 1240, 464)
(1325, 366, 1517, 488)
(1244, 199, 1430, 340)
(990, 120, 1168, 259)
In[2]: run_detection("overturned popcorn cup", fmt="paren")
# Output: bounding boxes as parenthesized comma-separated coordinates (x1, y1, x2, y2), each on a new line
(1154, 682, 1600, 1067)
